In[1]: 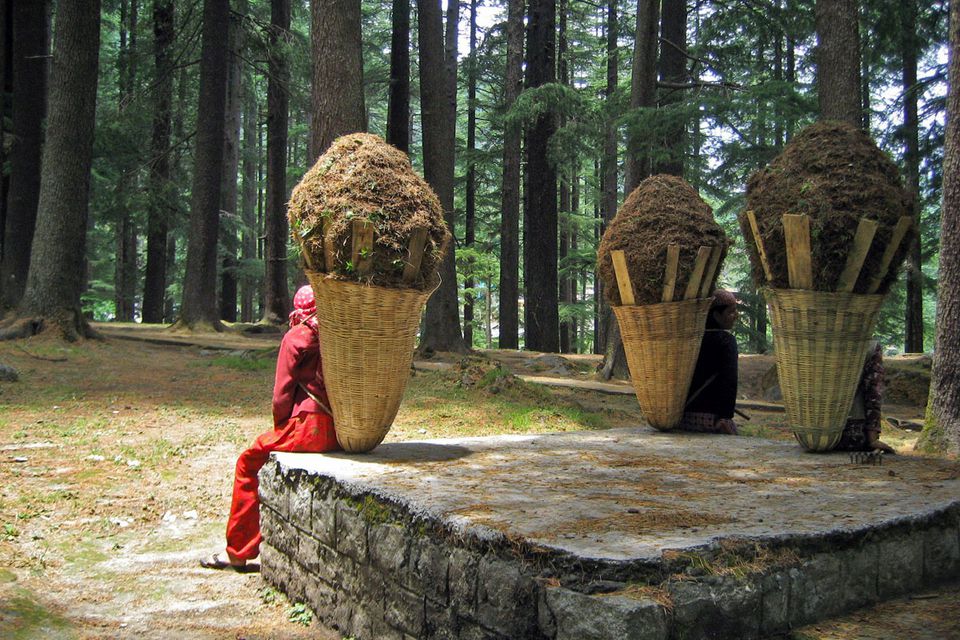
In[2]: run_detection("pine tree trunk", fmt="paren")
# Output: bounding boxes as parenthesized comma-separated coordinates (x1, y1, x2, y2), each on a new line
(815, 0, 862, 126)
(0, 0, 9, 254)
(5, 0, 100, 341)
(0, 1, 49, 310)
(498, 0, 524, 349)
(523, 0, 559, 353)
(921, 0, 960, 455)
(143, 0, 174, 324)
(902, 0, 924, 353)
(386, 0, 410, 152)
(261, 0, 292, 324)
(654, 0, 686, 177)
(417, 0, 465, 354)
(310, 0, 366, 160)
(115, 0, 138, 322)
(599, 0, 628, 378)
(177, 0, 229, 330)
(463, 0, 477, 349)
(220, 9, 242, 323)
(625, 0, 659, 192)
(557, 0, 571, 355)
(240, 67, 258, 323)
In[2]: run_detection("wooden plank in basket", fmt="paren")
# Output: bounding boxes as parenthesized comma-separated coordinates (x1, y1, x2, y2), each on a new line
(661, 244, 680, 303)
(401, 228, 429, 284)
(836, 218, 879, 293)
(683, 246, 712, 300)
(698, 245, 723, 299)
(351, 219, 375, 276)
(611, 250, 636, 305)
(745, 210, 774, 282)
(323, 217, 337, 272)
(292, 227, 319, 271)
(782, 213, 813, 289)
(866, 216, 913, 294)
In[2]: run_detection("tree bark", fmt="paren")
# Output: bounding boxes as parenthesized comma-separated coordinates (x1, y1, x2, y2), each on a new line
(558, 0, 571, 355)
(654, 0, 686, 177)
(463, 0, 478, 348)
(2, 0, 100, 341)
(115, 0, 138, 322)
(599, 0, 627, 378)
(815, 0, 862, 126)
(921, 0, 960, 455)
(498, 0, 524, 349)
(0, 0, 49, 310)
(219, 8, 242, 323)
(386, 0, 410, 153)
(261, 0, 293, 324)
(902, 0, 924, 353)
(143, 0, 175, 324)
(625, 0, 659, 192)
(176, 0, 229, 331)
(0, 0, 9, 256)
(240, 67, 258, 323)
(523, 0, 559, 353)
(417, 0, 465, 354)
(310, 0, 366, 160)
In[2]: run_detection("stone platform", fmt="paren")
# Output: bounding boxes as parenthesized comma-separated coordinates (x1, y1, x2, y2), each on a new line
(258, 428, 960, 640)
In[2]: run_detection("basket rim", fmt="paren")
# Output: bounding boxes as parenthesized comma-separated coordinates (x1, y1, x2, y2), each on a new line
(762, 286, 886, 302)
(611, 297, 713, 312)
(305, 269, 441, 295)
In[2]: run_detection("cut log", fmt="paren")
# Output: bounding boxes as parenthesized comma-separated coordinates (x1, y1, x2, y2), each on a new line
(683, 246, 712, 300)
(782, 213, 813, 289)
(401, 228, 429, 284)
(866, 216, 913, 294)
(611, 250, 636, 305)
(745, 210, 774, 283)
(661, 244, 680, 303)
(351, 219, 375, 276)
(836, 218, 879, 293)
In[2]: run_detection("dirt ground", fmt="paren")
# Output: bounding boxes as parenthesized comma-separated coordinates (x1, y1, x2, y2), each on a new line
(0, 327, 955, 639)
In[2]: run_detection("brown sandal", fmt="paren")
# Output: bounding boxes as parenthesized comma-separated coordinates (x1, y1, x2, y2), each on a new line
(199, 552, 254, 572)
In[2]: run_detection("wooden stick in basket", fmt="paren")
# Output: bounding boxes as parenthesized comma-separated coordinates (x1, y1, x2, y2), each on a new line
(745, 210, 774, 283)
(611, 250, 636, 305)
(866, 216, 913, 294)
(323, 218, 337, 272)
(836, 218, 878, 293)
(401, 228, 429, 284)
(698, 245, 723, 299)
(292, 228, 319, 271)
(683, 246, 712, 300)
(782, 213, 813, 289)
(661, 244, 680, 303)
(351, 219, 375, 276)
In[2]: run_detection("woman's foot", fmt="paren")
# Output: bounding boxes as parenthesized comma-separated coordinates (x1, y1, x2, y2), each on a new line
(199, 550, 249, 571)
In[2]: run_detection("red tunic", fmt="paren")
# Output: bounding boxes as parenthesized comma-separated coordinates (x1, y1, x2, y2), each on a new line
(271, 323, 330, 427)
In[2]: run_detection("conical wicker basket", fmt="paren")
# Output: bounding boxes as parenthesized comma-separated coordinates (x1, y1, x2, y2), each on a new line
(307, 272, 435, 452)
(765, 288, 885, 452)
(613, 298, 713, 430)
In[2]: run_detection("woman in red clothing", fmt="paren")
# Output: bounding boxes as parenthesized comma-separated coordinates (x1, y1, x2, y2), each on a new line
(200, 285, 339, 570)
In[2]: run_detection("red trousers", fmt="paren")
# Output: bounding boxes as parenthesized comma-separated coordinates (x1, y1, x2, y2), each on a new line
(225, 411, 339, 561)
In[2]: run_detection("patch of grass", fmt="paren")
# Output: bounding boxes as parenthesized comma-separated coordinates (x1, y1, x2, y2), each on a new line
(194, 355, 275, 372)
(287, 602, 313, 626)
(0, 587, 76, 639)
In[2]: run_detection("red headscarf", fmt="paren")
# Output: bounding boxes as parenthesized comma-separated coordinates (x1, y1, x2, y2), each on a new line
(288, 285, 318, 332)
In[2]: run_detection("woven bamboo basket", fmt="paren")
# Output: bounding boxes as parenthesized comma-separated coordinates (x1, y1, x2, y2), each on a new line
(613, 297, 713, 430)
(307, 271, 435, 452)
(765, 288, 885, 452)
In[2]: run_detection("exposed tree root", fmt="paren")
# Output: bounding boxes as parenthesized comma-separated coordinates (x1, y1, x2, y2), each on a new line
(0, 310, 100, 342)
(167, 318, 226, 334)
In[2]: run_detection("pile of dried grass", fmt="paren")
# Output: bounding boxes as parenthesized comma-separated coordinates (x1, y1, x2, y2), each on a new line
(741, 120, 913, 293)
(288, 133, 451, 289)
(598, 175, 728, 305)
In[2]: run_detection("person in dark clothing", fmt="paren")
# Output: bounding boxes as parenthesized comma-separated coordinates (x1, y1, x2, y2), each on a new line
(678, 289, 740, 435)
(835, 340, 895, 453)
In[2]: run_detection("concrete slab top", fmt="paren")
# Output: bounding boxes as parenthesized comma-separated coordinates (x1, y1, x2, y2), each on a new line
(272, 427, 960, 563)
